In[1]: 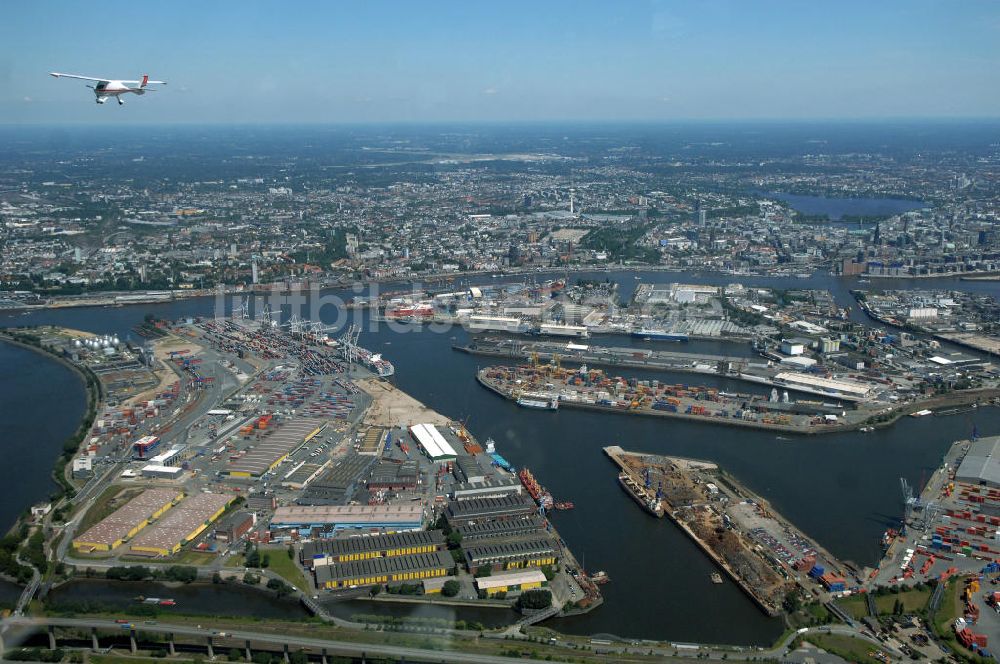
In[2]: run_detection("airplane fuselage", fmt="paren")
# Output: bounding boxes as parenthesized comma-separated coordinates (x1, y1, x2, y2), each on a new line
(93, 81, 146, 105)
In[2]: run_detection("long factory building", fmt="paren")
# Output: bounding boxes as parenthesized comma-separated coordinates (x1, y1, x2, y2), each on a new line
(445, 493, 538, 526)
(73, 488, 183, 552)
(455, 515, 547, 542)
(227, 418, 326, 477)
(301, 531, 445, 566)
(464, 538, 558, 573)
(129, 493, 234, 556)
(314, 550, 455, 589)
(271, 503, 425, 534)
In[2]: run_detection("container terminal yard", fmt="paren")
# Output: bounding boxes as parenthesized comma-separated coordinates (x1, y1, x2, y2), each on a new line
(31, 312, 599, 631)
(864, 435, 1000, 658)
(477, 362, 879, 434)
(603, 446, 851, 617)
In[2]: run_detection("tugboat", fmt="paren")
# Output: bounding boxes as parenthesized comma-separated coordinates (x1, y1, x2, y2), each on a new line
(554, 501, 575, 510)
(881, 528, 898, 551)
(590, 571, 610, 584)
(711, 573, 723, 584)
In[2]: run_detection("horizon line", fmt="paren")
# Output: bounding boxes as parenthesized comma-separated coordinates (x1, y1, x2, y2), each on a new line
(3, 116, 1000, 129)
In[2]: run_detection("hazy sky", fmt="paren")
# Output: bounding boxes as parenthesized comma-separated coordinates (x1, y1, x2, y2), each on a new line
(2, 0, 999, 124)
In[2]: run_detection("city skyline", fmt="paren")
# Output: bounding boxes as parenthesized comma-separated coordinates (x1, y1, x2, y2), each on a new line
(3, 0, 1000, 124)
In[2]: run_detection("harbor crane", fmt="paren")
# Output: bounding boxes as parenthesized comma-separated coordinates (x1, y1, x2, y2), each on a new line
(901, 476, 918, 522)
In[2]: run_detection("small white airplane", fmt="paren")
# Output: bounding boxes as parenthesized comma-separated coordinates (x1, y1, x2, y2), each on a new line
(49, 72, 166, 105)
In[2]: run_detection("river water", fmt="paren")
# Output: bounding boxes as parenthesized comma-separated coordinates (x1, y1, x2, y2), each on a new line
(3, 269, 999, 645)
(45, 578, 308, 619)
(0, 341, 88, 529)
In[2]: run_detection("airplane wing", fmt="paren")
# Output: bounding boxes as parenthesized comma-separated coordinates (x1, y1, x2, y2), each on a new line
(121, 79, 167, 85)
(49, 72, 109, 83)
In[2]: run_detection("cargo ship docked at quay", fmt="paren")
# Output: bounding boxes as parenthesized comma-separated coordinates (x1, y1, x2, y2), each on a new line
(631, 328, 689, 342)
(331, 324, 394, 378)
(516, 393, 559, 410)
(519, 467, 574, 511)
(617, 470, 665, 517)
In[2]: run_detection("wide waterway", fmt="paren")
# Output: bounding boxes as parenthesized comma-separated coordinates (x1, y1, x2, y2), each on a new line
(0, 340, 87, 531)
(3, 269, 999, 645)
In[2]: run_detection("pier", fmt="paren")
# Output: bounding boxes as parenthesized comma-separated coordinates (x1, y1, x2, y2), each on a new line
(603, 446, 849, 618)
(476, 364, 868, 434)
(457, 337, 749, 376)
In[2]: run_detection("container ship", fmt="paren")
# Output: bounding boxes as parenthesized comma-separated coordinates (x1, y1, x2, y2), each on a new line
(335, 324, 394, 377)
(360, 350, 394, 378)
(631, 328, 689, 342)
(516, 393, 559, 410)
(618, 471, 664, 517)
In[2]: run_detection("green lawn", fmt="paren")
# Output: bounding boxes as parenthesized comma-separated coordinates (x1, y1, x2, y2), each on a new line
(804, 633, 889, 663)
(165, 550, 219, 566)
(933, 580, 960, 634)
(262, 547, 310, 591)
(873, 587, 931, 615)
(838, 595, 870, 620)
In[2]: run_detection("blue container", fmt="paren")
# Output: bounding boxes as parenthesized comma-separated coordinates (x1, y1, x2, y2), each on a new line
(809, 565, 825, 578)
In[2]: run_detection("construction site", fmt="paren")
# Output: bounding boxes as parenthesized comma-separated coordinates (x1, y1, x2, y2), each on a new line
(604, 445, 848, 617)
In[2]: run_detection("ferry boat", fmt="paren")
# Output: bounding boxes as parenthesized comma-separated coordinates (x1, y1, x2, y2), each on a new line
(516, 394, 559, 410)
(590, 570, 610, 584)
(631, 328, 689, 342)
(617, 471, 664, 517)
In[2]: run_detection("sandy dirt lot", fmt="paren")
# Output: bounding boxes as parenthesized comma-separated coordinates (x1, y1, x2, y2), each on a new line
(124, 336, 199, 407)
(356, 378, 450, 427)
(939, 332, 1000, 356)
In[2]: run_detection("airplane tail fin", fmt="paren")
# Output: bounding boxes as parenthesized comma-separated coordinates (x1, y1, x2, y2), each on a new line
(140, 74, 149, 89)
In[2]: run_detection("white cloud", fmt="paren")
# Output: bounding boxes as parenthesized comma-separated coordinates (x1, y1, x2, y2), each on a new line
(482, 87, 498, 95)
